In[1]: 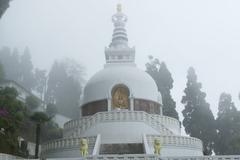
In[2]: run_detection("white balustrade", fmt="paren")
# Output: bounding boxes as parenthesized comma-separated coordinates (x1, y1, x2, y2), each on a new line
(63, 111, 179, 138)
(41, 136, 97, 154)
(146, 134, 202, 149)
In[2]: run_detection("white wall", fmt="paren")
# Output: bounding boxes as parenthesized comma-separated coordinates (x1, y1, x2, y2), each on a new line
(81, 122, 159, 144)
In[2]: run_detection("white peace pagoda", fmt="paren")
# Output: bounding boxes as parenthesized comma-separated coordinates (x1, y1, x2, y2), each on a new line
(41, 5, 203, 159)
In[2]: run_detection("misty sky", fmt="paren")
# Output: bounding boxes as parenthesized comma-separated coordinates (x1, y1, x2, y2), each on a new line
(1, 0, 240, 119)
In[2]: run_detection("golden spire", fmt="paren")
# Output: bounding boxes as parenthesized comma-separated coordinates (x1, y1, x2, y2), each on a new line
(117, 4, 122, 12)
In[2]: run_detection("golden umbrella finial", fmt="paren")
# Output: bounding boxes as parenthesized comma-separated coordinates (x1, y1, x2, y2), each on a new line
(117, 3, 122, 12)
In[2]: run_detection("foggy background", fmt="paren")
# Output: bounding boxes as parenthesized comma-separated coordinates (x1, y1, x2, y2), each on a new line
(1, 0, 240, 119)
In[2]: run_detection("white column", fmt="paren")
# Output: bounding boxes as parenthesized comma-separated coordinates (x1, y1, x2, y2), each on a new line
(130, 96, 134, 111)
(107, 98, 111, 111)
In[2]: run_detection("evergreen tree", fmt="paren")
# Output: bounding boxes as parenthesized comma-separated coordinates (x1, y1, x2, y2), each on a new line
(146, 56, 178, 119)
(0, 0, 10, 18)
(0, 47, 20, 82)
(19, 47, 35, 90)
(214, 93, 240, 155)
(46, 59, 84, 118)
(0, 47, 35, 90)
(0, 87, 26, 155)
(181, 67, 216, 155)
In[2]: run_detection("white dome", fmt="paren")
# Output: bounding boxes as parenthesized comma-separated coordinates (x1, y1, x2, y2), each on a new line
(82, 63, 160, 105)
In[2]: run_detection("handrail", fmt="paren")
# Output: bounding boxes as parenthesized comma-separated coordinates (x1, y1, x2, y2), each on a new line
(63, 111, 177, 137)
(41, 135, 97, 153)
(64, 111, 179, 130)
(146, 134, 202, 150)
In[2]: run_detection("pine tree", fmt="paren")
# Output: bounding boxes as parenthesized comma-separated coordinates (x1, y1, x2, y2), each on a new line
(0, 0, 10, 18)
(0, 47, 35, 90)
(181, 67, 216, 155)
(46, 59, 84, 118)
(0, 47, 21, 82)
(214, 93, 240, 155)
(146, 56, 178, 119)
(19, 47, 35, 90)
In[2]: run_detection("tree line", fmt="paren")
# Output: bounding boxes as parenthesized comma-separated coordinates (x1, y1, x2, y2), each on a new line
(0, 46, 84, 157)
(0, 84, 62, 158)
(0, 47, 85, 119)
(146, 56, 240, 155)
(0, 0, 10, 19)
(0, 47, 84, 158)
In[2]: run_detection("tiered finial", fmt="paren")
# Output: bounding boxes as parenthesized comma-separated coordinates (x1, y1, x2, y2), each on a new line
(105, 4, 135, 64)
(110, 4, 128, 48)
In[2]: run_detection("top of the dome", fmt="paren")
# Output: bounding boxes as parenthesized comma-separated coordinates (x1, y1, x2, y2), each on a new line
(81, 5, 161, 106)
(82, 64, 161, 105)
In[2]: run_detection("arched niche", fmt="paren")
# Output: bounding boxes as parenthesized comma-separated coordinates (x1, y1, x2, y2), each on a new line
(111, 84, 130, 110)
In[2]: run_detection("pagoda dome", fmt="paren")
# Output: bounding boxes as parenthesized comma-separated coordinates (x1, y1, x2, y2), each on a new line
(81, 5, 161, 106)
(82, 63, 161, 105)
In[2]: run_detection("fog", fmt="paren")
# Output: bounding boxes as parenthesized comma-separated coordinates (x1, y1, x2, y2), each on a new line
(1, 0, 240, 118)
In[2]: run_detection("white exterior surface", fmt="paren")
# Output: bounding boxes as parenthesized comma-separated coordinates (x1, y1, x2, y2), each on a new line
(82, 64, 160, 105)
(42, 110, 203, 158)
(82, 122, 159, 144)
(63, 111, 175, 138)
(63, 112, 180, 137)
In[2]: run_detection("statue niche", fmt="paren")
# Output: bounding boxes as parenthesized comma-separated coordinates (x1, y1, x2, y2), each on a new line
(111, 85, 129, 110)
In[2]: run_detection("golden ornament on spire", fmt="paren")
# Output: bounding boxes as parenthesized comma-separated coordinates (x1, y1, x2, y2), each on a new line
(117, 4, 122, 12)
